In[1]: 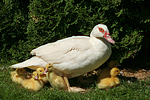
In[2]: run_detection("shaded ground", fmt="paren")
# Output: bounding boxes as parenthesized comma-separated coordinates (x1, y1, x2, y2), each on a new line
(78, 46, 150, 84)
(120, 46, 150, 80)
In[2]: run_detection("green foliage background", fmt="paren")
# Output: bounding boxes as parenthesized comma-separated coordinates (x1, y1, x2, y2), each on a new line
(0, 0, 150, 65)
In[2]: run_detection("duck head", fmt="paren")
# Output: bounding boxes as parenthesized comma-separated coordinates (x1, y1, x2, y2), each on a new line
(90, 24, 115, 44)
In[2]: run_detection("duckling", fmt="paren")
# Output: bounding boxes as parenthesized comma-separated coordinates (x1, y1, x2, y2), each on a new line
(21, 71, 44, 91)
(44, 63, 87, 92)
(97, 60, 120, 81)
(97, 67, 121, 89)
(36, 67, 48, 84)
(10, 68, 27, 84)
(44, 63, 69, 91)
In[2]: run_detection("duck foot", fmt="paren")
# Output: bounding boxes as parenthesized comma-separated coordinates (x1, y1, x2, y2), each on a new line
(69, 87, 87, 93)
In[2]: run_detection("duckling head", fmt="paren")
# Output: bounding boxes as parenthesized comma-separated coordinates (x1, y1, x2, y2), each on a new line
(43, 63, 53, 74)
(36, 68, 45, 76)
(16, 68, 27, 75)
(36, 68, 46, 80)
(32, 71, 38, 80)
(110, 67, 120, 77)
(108, 60, 120, 68)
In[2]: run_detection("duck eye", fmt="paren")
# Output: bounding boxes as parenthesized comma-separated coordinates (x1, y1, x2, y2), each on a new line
(98, 28, 104, 33)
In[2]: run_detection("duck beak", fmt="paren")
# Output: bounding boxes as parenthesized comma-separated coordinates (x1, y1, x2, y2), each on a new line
(43, 69, 48, 74)
(103, 32, 115, 44)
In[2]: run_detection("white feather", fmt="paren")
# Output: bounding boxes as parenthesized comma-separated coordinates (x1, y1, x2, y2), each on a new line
(11, 24, 114, 78)
(11, 57, 47, 70)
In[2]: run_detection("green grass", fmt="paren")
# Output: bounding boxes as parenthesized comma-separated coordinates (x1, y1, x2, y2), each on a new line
(1, 65, 150, 100)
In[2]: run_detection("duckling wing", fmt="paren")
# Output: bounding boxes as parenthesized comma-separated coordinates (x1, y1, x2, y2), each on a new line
(54, 77, 67, 89)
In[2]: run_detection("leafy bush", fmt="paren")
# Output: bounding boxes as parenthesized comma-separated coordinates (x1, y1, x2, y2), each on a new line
(0, 0, 29, 64)
(0, 0, 150, 64)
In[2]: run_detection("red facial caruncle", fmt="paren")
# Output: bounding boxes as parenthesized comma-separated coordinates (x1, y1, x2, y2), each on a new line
(98, 27, 115, 44)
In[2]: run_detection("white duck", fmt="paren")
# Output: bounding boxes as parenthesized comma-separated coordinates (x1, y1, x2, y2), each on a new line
(10, 24, 115, 79)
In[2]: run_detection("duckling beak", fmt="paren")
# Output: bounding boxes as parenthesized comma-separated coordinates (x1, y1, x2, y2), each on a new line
(35, 76, 38, 80)
(43, 69, 48, 74)
(119, 71, 123, 74)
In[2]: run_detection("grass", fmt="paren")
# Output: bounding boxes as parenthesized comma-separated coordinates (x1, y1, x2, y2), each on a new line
(1, 65, 150, 100)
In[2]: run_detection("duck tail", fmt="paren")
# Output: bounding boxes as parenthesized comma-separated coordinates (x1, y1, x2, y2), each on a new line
(10, 56, 47, 70)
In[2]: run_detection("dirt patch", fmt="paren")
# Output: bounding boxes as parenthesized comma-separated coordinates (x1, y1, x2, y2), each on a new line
(120, 69, 150, 80)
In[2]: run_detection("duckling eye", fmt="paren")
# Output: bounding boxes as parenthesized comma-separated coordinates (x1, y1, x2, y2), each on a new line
(40, 70, 42, 72)
(98, 28, 104, 33)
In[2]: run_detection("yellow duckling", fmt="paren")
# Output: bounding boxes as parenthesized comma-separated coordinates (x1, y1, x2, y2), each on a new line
(36, 67, 48, 84)
(44, 63, 69, 91)
(21, 71, 44, 91)
(44, 63, 87, 92)
(97, 67, 121, 89)
(97, 60, 120, 81)
(10, 68, 27, 84)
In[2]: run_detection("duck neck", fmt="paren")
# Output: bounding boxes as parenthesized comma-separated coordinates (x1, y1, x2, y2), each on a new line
(89, 35, 111, 52)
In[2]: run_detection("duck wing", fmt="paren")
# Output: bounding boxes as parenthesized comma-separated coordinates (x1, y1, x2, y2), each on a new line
(10, 36, 93, 71)
(31, 36, 91, 56)
(31, 36, 94, 71)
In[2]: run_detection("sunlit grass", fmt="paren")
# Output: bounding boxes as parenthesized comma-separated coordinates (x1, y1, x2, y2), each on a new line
(1, 65, 150, 100)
